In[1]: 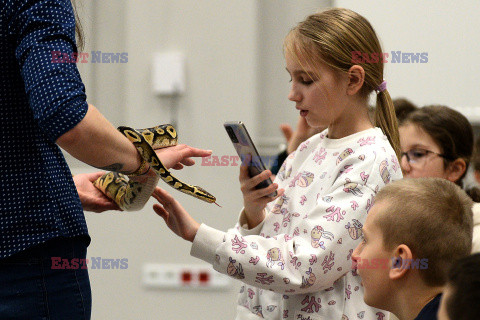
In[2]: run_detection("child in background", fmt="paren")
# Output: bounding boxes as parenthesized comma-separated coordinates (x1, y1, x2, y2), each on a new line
(271, 116, 324, 175)
(393, 98, 417, 125)
(399, 105, 480, 252)
(352, 178, 473, 320)
(437, 253, 480, 320)
(153, 8, 402, 319)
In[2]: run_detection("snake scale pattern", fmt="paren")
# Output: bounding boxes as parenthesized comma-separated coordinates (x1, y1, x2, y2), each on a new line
(93, 124, 216, 211)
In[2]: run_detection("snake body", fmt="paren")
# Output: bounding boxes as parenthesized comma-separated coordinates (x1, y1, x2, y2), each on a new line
(93, 124, 216, 211)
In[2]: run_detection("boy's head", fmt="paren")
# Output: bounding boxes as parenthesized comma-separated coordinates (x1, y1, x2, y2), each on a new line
(437, 253, 480, 320)
(352, 177, 473, 311)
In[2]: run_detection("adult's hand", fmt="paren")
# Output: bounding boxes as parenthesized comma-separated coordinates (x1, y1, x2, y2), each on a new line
(74, 172, 120, 212)
(154, 145, 212, 170)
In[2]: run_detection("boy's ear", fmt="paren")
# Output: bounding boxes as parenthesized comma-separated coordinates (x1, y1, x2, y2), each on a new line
(346, 65, 365, 96)
(389, 244, 413, 281)
(445, 158, 467, 183)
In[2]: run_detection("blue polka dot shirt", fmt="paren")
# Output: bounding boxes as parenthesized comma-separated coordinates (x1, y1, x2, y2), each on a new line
(0, 0, 90, 259)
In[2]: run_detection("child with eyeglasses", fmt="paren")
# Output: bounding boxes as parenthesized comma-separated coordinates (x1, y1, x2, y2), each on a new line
(398, 105, 480, 252)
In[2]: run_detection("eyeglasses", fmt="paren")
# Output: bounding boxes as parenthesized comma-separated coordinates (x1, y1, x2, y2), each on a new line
(401, 148, 453, 166)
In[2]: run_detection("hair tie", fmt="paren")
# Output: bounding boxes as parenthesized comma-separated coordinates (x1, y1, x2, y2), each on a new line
(375, 80, 387, 93)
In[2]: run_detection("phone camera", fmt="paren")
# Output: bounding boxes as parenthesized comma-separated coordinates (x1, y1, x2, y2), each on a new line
(226, 126, 238, 143)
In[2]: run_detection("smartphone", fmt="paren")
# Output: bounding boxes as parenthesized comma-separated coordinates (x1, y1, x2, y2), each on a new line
(224, 121, 277, 197)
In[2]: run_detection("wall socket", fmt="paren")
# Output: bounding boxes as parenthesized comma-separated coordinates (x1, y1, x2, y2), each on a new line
(142, 263, 230, 290)
(152, 52, 185, 96)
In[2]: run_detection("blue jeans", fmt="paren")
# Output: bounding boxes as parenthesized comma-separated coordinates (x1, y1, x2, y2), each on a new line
(0, 236, 91, 320)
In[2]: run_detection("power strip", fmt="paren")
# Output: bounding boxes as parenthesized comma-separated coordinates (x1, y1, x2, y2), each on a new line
(142, 263, 230, 290)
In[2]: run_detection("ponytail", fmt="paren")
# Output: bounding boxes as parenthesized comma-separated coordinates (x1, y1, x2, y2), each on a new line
(375, 89, 401, 161)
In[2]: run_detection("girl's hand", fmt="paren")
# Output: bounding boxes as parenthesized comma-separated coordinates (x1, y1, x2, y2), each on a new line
(240, 158, 284, 229)
(152, 187, 200, 242)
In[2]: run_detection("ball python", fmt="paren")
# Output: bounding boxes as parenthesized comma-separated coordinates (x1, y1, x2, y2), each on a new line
(93, 124, 217, 211)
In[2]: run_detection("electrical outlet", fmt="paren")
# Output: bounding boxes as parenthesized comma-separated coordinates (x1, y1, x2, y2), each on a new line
(142, 263, 230, 290)
(152, 52, 185, 96)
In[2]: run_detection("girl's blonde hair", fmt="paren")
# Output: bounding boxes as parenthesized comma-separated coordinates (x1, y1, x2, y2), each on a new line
(284, 8, 401, 160)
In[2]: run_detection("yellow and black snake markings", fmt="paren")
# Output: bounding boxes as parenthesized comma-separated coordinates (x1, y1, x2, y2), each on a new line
(93, 124, 216, 211)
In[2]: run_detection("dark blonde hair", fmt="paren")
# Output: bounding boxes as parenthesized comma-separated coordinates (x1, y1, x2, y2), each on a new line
(71, 0, 84, 50)
(284, 8, 401, 160)
(375, 178, 473, 287)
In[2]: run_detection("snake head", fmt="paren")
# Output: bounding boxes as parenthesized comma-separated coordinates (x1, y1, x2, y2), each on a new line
(194, 186, 216, 203)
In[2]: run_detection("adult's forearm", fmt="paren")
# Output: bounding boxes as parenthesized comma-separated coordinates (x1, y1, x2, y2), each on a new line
(56, 104, 141, 173)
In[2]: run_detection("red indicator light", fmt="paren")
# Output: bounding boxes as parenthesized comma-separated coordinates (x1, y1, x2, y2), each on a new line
(199, 272, 210, 283)
(181, 271, 192, 283)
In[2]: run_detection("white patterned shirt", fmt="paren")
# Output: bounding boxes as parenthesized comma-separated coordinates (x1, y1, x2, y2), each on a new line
(192, 127, 403, 319)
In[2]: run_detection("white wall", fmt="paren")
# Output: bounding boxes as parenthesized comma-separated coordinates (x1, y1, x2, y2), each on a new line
(256, 0, 331, 153)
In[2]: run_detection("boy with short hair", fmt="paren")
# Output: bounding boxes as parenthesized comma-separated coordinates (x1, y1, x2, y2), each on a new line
(352, 177, 473, 320)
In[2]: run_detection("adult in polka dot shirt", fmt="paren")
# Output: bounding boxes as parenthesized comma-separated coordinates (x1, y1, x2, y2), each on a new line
(0, 0, 211, 319)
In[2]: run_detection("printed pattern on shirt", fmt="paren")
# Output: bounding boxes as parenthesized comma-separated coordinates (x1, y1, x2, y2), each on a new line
(212, 128, 403, 319)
